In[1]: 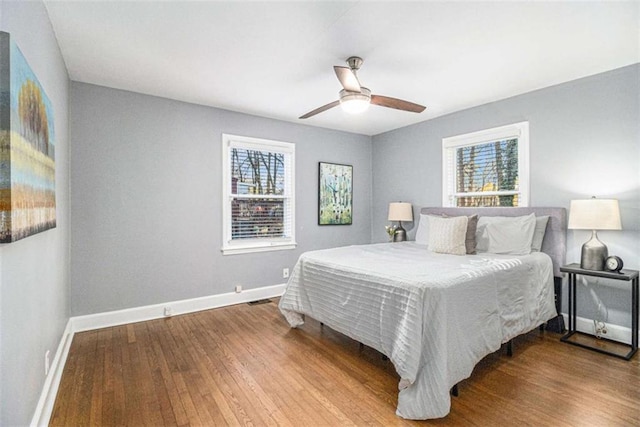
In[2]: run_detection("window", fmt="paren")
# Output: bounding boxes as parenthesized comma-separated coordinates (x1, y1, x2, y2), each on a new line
(442, 122, 529, 207)
(222, 134, 295, 255)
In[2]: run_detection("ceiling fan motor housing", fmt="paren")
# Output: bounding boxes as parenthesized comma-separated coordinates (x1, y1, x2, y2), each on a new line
(339, 87, 371, 101)
(346, 56, 364, 71)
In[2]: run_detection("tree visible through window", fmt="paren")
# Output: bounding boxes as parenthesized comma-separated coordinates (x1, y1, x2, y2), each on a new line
(222, 134, 295, 255)
(230, 148, 285, 239)
(443, 122, 529, 207)
(455, 139, 518, 206)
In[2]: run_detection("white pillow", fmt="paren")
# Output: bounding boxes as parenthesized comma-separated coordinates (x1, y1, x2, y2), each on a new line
(476, 214, 524, 252)
(531, 215, 549, 252)
(415, 213, 431, 245)
(481, 213, 537, 255)
(428, 215, 468, 255)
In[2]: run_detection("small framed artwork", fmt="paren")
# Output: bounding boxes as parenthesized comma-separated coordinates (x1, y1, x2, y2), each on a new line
(318, 162, 353, 225)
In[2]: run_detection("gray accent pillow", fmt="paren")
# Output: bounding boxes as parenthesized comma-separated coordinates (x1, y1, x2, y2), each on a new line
(415, 213, 430, 245)
(531, 215, 549, 252)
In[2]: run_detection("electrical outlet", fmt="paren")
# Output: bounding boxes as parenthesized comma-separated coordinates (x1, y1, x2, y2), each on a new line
(235, 285, 242, 293)
(44, 350, 51, 376)
(164, 307, 173, 317)
(283, 268, 289, 279)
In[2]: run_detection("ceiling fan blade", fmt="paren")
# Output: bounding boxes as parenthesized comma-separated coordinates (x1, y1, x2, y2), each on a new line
(299, 100, 340, 119)
(371, 95, 426, 113)
(334, 66, 361, 93)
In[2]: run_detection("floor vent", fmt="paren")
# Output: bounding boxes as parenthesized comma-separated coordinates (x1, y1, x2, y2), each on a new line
(248, 299, 272, 306)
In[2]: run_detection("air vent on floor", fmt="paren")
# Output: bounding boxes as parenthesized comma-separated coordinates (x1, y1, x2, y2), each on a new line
(247, 299, 272, 306)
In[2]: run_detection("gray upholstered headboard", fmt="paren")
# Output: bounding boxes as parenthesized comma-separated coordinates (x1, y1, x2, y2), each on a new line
(419, 207, 567, 278)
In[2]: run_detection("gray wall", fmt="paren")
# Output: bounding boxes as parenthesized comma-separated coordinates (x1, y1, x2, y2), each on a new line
(372, 64, 639, 327)
(70, 82, 372, 315)
(0, 1, 70, 425)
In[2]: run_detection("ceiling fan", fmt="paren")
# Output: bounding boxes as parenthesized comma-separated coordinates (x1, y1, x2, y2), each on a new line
(299, 56, 426, 119)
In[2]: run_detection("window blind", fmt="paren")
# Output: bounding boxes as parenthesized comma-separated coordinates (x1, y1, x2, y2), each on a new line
(453, 139, 519, 206)
(229, 147, 292, 240)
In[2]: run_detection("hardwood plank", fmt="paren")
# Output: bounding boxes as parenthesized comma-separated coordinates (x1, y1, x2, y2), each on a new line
(88, 330, 105, 426)
(50, 300, 640, 426)
(121, 324, 151, 426)
(126, 323, 136, 344)
(112, 326, 129, 426)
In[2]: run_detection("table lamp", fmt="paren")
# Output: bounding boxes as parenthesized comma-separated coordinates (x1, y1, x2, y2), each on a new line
(568, 197, 621, 271)
(388, 202, 413, 242)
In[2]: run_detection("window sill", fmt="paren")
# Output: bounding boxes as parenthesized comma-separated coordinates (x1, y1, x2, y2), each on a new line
(221, 242, 297, 256)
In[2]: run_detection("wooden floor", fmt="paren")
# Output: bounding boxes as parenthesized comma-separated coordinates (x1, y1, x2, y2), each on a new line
(51, 299, 640, 426)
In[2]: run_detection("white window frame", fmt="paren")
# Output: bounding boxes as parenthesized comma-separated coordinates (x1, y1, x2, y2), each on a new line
(442, 121, 529, 207)
(222, 134, 296, 255)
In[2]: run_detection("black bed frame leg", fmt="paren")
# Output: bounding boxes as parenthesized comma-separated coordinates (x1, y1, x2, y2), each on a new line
(506, 340, 513, 357)
(359, 342, 364, 352)
(451, 384, 459, 397)
(539, 323, 545, 332)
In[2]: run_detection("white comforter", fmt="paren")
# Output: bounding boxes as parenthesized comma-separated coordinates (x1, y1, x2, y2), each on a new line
(278, 242, 556, 420)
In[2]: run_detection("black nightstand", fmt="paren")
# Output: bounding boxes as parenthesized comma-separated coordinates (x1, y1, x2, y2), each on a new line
(560, 263, 638, 360)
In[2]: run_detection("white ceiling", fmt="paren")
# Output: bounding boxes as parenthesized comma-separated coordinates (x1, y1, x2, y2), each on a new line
(44, 1, 639, 136)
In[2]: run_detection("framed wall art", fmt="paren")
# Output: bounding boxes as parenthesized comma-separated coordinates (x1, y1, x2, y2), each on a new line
(318, 162, 352, 225)
(0, 32, 56, 243)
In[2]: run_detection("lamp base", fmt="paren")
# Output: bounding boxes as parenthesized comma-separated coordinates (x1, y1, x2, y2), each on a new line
(580, 230, 608, 271)
(393, 222, 407, 242)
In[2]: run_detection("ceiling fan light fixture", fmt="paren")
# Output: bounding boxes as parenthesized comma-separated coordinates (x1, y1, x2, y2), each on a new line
(299, 58, 425, 119)
(339, 88, 371, 114)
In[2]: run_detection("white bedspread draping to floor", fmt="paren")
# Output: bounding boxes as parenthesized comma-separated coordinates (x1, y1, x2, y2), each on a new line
(279, 242, 556, 419)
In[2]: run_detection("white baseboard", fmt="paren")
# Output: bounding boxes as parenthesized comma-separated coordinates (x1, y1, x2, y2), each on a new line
(561, 313, 635, 345)
(71, 283, 286, 332)
(30, 284, 286, 425)
(30, 320, 74, 427)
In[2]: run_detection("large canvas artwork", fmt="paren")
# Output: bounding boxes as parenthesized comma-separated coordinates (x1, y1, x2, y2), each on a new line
(318, 162, 352, 225)
(0, 32, 56, 243)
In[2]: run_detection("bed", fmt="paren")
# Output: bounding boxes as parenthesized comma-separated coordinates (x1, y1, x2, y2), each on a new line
(278, 207, 567, 420)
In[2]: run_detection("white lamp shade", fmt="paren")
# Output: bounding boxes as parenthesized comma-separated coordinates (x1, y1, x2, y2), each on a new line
(388, 202, 413, 221)
(568, 198, 622, 230)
